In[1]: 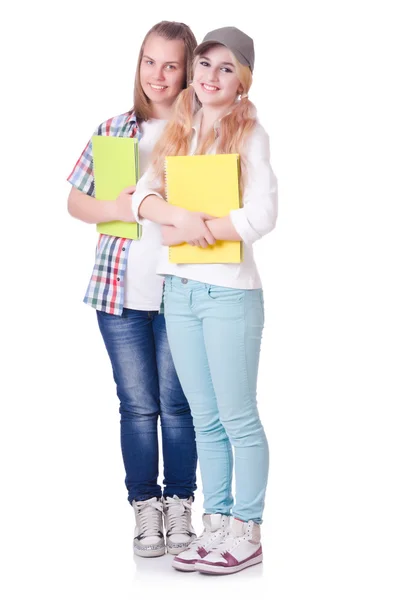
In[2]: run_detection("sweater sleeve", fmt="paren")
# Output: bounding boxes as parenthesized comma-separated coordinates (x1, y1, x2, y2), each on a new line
(131, 167, 165, 224)
(229, 124, 278, 245)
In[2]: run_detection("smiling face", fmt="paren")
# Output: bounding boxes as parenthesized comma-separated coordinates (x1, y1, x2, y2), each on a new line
(139, 33, 186, 108)
(192, 44, 243, 110)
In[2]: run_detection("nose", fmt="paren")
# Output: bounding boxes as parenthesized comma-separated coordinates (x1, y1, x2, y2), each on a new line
(208, 67, 219, 82)
(153, 66, 165, 81)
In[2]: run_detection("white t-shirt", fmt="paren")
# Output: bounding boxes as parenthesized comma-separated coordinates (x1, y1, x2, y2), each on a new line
(132, 110, 278, 293)
(123, 119, 166, 310)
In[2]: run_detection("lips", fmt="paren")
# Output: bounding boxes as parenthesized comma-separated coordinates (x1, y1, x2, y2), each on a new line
(201, 83, 220, 92)
(148, 83, 168, 91)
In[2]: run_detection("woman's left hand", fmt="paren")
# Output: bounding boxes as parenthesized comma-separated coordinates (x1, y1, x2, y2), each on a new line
(161, 225, 185, 246)
(114, 186, 137, 222)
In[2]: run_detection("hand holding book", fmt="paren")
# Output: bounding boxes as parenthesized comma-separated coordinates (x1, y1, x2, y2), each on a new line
(113, 186, 137, 223)
(161, 210, 216, 248)
(173, 210, 216, 247)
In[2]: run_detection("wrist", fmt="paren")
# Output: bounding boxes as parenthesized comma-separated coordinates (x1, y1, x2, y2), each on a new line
(104, 200, 119, 222)
(171, 206, 187, 227)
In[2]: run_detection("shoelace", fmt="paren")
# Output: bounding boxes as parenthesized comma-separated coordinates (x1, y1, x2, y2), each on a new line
(210, 529, 241, 553)
(188, 526, 225, 550)
(135, 499, 163, 537)
(164, 497, 192, 535)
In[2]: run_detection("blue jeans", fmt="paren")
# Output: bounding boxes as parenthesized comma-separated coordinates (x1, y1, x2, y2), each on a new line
(96, 309, 197, 503)
(163, 276, 269, 523)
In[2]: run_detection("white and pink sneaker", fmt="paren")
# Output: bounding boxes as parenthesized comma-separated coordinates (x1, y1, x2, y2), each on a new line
(172, 513, 229, 572)
(195, 517, 262, 575)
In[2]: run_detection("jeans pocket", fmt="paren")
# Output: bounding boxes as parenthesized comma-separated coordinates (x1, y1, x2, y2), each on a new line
(207, 285, 245, 304)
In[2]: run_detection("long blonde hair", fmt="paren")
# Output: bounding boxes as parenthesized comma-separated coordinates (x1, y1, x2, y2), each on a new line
(151, 46, 257, 195)
(133, 21, 197, 123)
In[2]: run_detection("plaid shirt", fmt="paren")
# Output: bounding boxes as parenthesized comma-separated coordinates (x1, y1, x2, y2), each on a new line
(68, 110, 146, 315)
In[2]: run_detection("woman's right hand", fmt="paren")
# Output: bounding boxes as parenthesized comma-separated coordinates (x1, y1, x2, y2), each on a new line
(174, 209, 216, 248)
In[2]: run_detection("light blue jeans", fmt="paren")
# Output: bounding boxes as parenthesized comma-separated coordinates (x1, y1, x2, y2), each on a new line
(163, 276, 269, 523)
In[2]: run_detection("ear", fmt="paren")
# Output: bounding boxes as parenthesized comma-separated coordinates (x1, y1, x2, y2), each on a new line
(237, 85, 244, 95)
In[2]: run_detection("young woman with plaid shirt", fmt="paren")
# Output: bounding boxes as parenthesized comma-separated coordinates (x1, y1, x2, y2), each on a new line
(67, 21, 199, 558)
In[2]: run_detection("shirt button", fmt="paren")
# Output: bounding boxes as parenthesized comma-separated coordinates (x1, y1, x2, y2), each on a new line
(181, 278, 188, 284)
(117, 277, 120, 281)
(122, 247, 125, 251)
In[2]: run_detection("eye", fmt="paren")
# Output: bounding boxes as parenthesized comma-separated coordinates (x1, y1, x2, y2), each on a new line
(165, 64, 176, 70)
(199, 60, 210, 67)
(146, 60, 154, 66)
(220, 67, 233, 73)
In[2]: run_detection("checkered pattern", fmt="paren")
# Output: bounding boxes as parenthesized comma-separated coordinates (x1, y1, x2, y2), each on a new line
(84, 234, 132, 314)
(68, 111, 143, 315)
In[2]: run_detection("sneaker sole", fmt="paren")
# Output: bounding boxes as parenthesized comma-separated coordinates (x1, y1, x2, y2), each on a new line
(172, 559, 197, 572)
(134, 547, 165, 558)
(195, 554, 263, 575)
(167, 545, 191, 555)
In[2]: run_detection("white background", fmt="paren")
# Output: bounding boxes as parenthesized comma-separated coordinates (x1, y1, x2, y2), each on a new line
(1, 0, 396, 598)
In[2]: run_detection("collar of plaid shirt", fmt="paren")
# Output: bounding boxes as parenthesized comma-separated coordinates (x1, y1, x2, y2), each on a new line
(69, 110, 165, 316)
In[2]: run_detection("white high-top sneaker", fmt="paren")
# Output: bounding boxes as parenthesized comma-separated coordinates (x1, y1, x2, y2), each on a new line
(163, 495, 196, 554)
(172, 513, 230, 572)
(132, 497, 165, 557)
(195, 516, 262, 574)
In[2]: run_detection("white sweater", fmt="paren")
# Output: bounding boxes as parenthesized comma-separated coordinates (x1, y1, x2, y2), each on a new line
(132, 111, 278, 292)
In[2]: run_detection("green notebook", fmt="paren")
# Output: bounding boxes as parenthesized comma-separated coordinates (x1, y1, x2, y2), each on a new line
(92, 136, 141, 239)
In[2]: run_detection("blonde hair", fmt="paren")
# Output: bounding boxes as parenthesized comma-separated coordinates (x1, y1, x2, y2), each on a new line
(151, 46, 257, 195)
(133, 21, 197, 123)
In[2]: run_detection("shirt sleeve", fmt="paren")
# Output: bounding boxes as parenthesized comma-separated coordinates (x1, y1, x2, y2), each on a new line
(132, 166, 165, 224)
(66, 124, 101, 196)
(229, 124, 278, 245)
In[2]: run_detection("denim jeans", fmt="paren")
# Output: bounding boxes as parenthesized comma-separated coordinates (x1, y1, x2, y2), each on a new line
(96, 308, 197, 503)
(163, 276, 269, 523)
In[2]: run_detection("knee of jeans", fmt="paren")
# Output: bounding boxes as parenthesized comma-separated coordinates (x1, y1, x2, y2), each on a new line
(118, 387, 159, 420)
(220, 413, 267, 446)
(160, 391, 193, 417)
(193, 416, 228, 441)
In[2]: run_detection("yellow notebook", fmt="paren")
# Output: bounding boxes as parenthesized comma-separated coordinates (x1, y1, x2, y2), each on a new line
(92, 136, 141, 239)
(165, 154, 242, 264)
